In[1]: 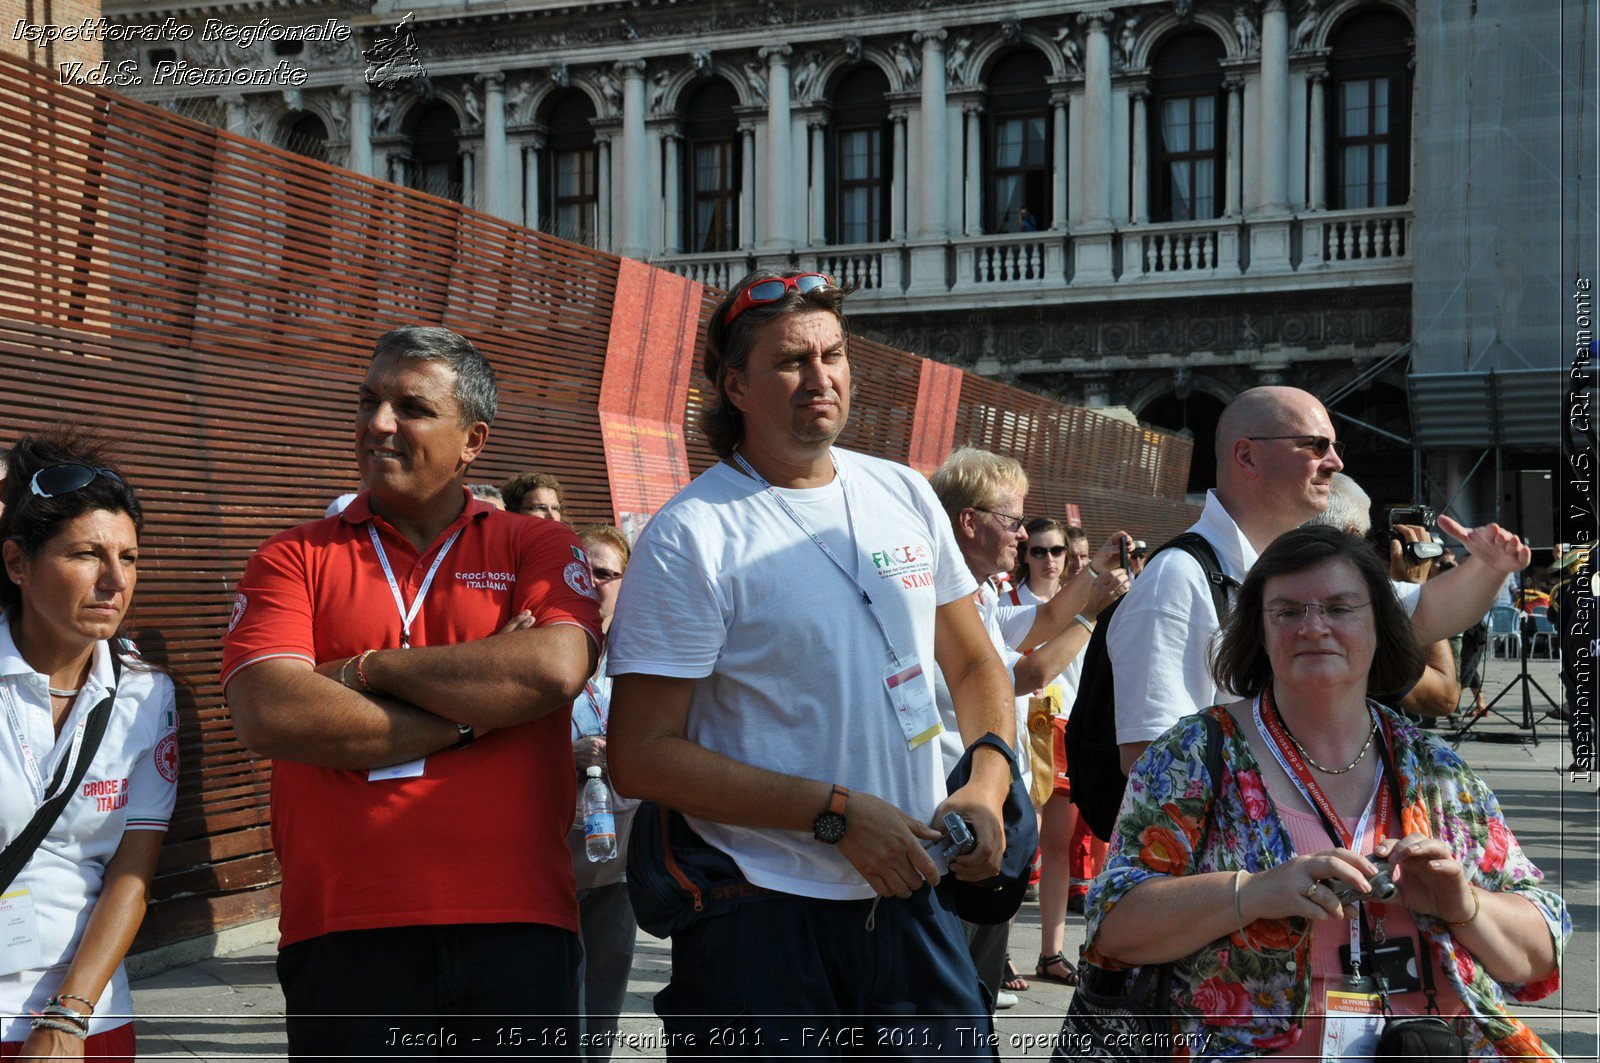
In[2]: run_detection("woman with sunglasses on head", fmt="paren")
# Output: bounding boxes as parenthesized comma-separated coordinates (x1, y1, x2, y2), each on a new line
(566, 524, 640, 1062)
(1075, 525, 1566, 1060)
(0, 433, 177, 1062)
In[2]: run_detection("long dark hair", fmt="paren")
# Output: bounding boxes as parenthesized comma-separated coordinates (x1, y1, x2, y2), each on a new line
(1210, 525, 1425, 699)
(1, 429, 145, 615)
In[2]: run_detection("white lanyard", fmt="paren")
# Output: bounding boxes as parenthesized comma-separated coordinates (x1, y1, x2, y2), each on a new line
(731, 451, 904, 664)
(3, 681, 93, 806)
(576, 681, 606, 737)
(1252, 695, 1385, 970)
(366, 522, 463, 649)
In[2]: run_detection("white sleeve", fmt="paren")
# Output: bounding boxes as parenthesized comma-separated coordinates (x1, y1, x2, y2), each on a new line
(1107, 554, 1221, 745)
(994, 601, 1037, 650)
(606, 535, 727, 680)
(1391, 578, 1423, 615)
(124, 676, 178, 831)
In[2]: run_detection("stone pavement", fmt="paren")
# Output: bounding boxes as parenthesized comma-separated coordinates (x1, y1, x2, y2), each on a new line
(128, 657, 1598, 1060)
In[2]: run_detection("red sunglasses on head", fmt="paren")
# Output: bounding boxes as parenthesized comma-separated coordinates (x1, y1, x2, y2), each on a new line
(723, 272, 835, 326)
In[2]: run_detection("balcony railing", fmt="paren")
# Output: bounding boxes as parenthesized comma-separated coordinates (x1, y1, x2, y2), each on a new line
(953, 233, 1065, 290)
(1304, 206, 1410, 267)
(652, 250, 754, 290)
(798, 244, 900, 292)
(1121, 219, 1242, 278)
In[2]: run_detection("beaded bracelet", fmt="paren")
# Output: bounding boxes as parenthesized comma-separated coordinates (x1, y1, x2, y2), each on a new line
(353, 649, 378, 692)
(30, 1016, 88, 1040)
(47, 993, 95, 1015)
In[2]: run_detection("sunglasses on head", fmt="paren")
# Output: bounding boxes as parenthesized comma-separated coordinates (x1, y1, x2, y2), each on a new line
(1246, 435, 1346, 459)
(723, 273, 835, 327)
(29, 463, 125, 499)
(1028, 545, 1068, 559)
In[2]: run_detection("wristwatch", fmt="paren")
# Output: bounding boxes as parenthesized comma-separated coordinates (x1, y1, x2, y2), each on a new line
(451, 723, 475, 750)
(812, 784, 849, 844)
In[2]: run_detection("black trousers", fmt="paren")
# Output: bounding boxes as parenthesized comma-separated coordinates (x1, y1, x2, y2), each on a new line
(278, 922, 582, 1059)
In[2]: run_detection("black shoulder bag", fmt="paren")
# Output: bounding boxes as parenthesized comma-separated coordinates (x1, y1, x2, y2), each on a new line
(0, 652, 123, 894)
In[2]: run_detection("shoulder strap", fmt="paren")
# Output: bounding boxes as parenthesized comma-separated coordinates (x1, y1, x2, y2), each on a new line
(0, 651, 124, 895)
(1195, 709, 1226, 855)
(1164, 532, 1238, 622)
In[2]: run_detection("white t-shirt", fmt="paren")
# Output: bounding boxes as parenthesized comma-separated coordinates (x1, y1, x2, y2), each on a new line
(1107, 491, 1422, 745)
(606, 448, 975, 900)
(1010, 582, 1086, 711)
(0, 615, 178, 1040)
(933, 581, 1027, 780)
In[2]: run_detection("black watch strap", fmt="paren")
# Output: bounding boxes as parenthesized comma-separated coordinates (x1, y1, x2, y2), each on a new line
(451, 723, 475, 750)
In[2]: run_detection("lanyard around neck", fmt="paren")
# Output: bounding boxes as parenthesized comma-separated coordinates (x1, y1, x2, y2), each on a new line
(4, 674, 104, 806)
(731, 450, 903, 664)
(1252, 690, 1390, 853)
(366, 521, 463, 649)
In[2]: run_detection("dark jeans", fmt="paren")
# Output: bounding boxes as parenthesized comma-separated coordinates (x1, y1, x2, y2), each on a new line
(656, 882, 997, 1060)
(278, 922, 582, 1059)
(576, 882, 638, 1061)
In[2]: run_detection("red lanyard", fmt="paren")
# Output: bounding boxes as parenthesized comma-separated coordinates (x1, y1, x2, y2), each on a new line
(1258, 687, 1391, 852)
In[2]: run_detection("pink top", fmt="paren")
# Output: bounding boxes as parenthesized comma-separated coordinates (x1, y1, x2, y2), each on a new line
(1280, 804, 1464, 1051)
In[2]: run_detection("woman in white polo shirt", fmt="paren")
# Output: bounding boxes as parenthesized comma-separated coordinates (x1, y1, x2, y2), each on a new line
(0, 432, 178, 1061)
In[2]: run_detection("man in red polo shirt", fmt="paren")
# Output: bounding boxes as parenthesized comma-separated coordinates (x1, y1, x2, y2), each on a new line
(221, 326, 601, 1058)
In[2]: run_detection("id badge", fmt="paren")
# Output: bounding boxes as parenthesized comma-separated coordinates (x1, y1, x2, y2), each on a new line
(369, 757, 426, 782)
(1340, 938, 1422, 995)
(0, 889, 44, 976)
(884, 657, 943, 749)
(1321, 987, 1384, 1060)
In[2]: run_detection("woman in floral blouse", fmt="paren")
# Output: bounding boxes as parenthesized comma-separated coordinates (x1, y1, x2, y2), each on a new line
(1086, 525, 1567, 1060)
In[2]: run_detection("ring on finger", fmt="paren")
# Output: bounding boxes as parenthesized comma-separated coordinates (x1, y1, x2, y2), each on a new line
(1302, 883, 1320, 900)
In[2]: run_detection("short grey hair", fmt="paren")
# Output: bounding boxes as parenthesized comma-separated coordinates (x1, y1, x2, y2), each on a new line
(372, 326, 498, 427)
(1311, 472, 1372, 536)
(467, 484, 504, 504)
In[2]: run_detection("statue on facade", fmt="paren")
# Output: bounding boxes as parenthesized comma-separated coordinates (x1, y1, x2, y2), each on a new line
(1293, 1, 1321, 51)
(507, 78, 532, 123)
(550, 61, 570, 88)
(599, 70, 623, 113)
(1054, 25, 1082, 72)
(743, 59, 768, 102)
(842, 35, 862, 64)
(692, 50, 713, 76)
(946, 37, 974, 86)
(1234, 5, 1260, 55)
(649, 69, 671, 112)
(1117, 17, 1139, 69)
(619, 17, 639, 40)
(461, 85, 482, 128)
(1172, 0, 1195, 22)
(792, 50, 824, 101)
(372, 91, 401, 133)
(1000, 18, 1022, 43)
(892, 40, 920, 87)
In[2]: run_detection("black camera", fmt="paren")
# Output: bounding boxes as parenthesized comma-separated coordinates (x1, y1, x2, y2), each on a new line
(1369, 506, 1444, 566)
(938, 812, 977, 861)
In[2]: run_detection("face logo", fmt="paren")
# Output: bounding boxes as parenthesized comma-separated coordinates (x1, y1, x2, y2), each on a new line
(155, 733, 180, 783)
(564, 561, 597, 599)
(227, 593, 248, 634)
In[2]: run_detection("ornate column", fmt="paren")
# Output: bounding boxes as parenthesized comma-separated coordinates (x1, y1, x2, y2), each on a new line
(222, 93, 248, 137)
(890, 109, 909, 240)
(342, 85, 372, 176)
(645, 122, 664, 255)
(1224, 76, 1244, 216)
(617, 60, 648, 258)
(662, 130, 682, 253)
(1307, 69, 1328, 210)
(1078, 12, 1113, 225)
(595, 132, 614, 251)
(1258, 0, 1290, 212)
(1050, 90, 1068, 230)
(807, 115, 827, 246)
(761, 45, 794, 251)
(963, 101, 983, 235)
(523, 136, 545, 232)
(1130, 86, 1149, 223)
(914, 29, 948, 240)
(479, 73, 508, 219)
(739, 123, 756, 250)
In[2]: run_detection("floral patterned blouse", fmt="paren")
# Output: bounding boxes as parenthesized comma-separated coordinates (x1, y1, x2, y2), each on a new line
(1084, 704, 1569, 1060)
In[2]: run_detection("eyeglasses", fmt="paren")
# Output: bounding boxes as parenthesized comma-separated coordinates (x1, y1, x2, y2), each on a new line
(1246, 435, 1347, 460)
(975, 508, 1027, 534)
(1264, 600, 1371, 627)
(591, 567, 623, 583)
(1028, 545, 1068, 559)
(29, 463, 125, 499)
(723, 273, 835, 326)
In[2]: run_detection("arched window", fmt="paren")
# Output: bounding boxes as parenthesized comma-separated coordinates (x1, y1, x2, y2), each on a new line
(1149, 32, 1225, 222)
(280, 112, 329, 163)
(682, 78, 741, 252)
(828, 65, 892, 245)
(407, 101, 463, 202)
(1328, 11, 1412, 209)
(985, 49, 1052, 233)
(541, 90, 597, 244)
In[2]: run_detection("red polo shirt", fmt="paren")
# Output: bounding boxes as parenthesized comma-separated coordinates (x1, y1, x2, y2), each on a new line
(220, 491, 602, 948)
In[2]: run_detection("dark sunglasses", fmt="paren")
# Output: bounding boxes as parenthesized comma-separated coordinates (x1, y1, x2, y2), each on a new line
(723, 273, 835, 326)
(591, 567, 623, 583)
(29, 463, 125, 499)
(1028, 545, 1068, 559)
(1245, 435, 1346, 459)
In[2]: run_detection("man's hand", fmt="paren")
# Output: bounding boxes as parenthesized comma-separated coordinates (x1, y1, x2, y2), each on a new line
(1085, 566, 1131, 618)
(573, 735, 606, 772)
(935, 782, 1006, 881)
(1091, 531, 1135, 574)
(1440, 514, 1531, 574)
(1389, 524, 1435, 584)
(834, 791, 944, 897)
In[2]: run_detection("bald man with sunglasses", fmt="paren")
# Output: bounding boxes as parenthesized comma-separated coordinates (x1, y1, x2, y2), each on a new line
(1110, 386, 1531, 776)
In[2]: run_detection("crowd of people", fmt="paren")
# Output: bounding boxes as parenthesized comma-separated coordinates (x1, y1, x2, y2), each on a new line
(0, 269, 1572, 1061)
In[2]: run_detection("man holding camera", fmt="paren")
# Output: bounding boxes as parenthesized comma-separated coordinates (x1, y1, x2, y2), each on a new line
(1112, 386, 1530, 775)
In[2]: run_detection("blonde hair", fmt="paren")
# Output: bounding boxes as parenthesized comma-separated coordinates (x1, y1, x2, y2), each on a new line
(929, 447, 1029, 520)
(577, 524, 631, 566)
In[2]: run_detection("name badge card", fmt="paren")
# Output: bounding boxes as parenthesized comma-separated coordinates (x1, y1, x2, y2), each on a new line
(884, 657, 943, 749)
(1321, 988, 1385, 1061)
(0, 889, 44, 976)
(369, 757, 426, 782)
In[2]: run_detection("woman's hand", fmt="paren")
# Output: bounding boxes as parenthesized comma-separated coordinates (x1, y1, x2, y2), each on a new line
(1374, 833, 1477, 923)
(1240, 849, 1382, 923)
(573, 735, 607, 773)
(18, 1025, 87, 1058)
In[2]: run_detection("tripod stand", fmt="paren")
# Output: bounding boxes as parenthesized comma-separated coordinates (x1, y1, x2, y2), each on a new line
(1451, 615, 1556, 746)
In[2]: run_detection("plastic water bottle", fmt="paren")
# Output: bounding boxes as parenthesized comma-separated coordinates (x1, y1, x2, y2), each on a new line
(582, 765, 617, 863)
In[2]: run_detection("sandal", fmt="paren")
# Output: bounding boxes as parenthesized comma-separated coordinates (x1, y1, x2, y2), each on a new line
(1001, 957, 1030, 992)
(1034, 952, 1079, 986)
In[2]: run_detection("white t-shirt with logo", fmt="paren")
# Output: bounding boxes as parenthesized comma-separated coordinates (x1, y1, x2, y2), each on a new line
(607, 448, 975, 900)
(0, 614, 178, 1040)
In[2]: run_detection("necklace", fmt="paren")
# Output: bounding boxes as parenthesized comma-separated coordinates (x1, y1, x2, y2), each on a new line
(1284, 721, 1377, 775)
(48, 686, 82, 698)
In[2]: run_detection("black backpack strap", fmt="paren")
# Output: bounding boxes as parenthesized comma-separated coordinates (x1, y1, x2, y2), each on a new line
(0, 650, 124, 895)
(1195, 709, 1225, 857)
(1162, 532, 1239, 623)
